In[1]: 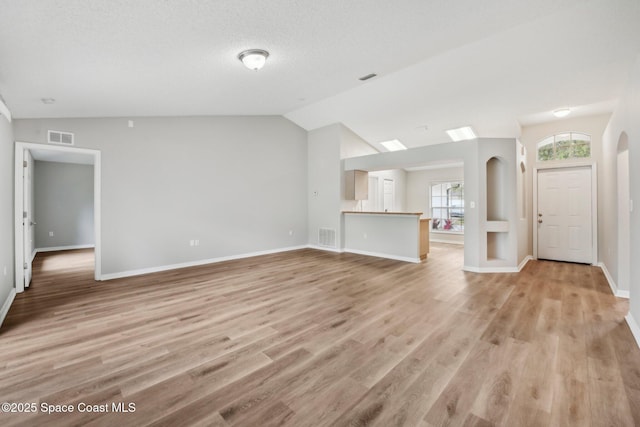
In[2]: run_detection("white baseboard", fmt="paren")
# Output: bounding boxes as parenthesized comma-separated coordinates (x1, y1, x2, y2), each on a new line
(429, 238, 464, 246)
(0, 288, 16, 328)
(463, 265, 520, 273)
(598, 262, 629, 298)
(625, 313, 640, 349)
(342, 248, 421, 264)
(518, 255, 533, 272)
(306, 244, 343, 253)
(35, 244, 95, 254)
(100, 245, 308, 281)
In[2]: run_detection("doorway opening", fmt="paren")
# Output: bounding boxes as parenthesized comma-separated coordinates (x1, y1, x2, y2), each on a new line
(14, 142, 101, 292)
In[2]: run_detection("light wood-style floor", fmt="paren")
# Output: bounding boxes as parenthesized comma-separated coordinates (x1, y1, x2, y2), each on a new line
(1, 245, 639, 426)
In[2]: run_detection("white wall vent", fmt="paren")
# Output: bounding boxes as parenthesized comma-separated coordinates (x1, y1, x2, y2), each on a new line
(48, 130, 74, 146)
(318, 228, 336, 248)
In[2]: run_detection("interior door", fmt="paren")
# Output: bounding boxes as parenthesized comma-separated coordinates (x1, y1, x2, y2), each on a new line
(537, 167, 592, 263)
(23, 149, 34, 287)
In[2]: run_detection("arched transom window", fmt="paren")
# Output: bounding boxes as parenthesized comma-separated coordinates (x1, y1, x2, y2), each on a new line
(537, 132, 591, 161)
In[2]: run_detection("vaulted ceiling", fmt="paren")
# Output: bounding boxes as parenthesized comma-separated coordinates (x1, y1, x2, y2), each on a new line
(1, 0, 639, 149)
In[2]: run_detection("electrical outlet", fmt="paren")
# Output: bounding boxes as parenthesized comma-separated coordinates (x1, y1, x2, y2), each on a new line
(364, 233, 368, 239)
(289, 230, 294, 236)
(3, 266, 6, 276)
(49, 231, 54, 237)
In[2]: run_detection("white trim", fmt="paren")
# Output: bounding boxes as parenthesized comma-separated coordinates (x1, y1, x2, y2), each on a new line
(518, 255, 533, 272)
(463, 265, 519, 273)
(14, 142, 102, 290)
(14, 146, 24, 291)
(101, 245, 308, 281)
(35, 244, 95, 254)
(429, 238, 464, 245)
(0, 97, 11, 122)
(306, 244, 343, 254)
(431, 230, 464, 236)
(598, 262, 630, 299)
(465, 256, 532, 273)
(625, 313, 640, 349)
(0, 289, 16, 328)
(533, 163, 598, 265)
(31, 248, 37, 263)
(342, 248, 421, 264)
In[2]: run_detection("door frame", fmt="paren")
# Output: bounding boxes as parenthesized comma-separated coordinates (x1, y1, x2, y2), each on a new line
(22, 149, 34, 288)
(532, 162, 598, 265)
(14, 141, 102, 292)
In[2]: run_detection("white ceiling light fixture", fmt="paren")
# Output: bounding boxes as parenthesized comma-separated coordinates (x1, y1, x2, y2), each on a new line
(41, 98, 56, 104)
(553, 108, 571, 118)
(380, 139, 407, 151)
(237, 49, 270, 71)
(446, 126, 477, 142)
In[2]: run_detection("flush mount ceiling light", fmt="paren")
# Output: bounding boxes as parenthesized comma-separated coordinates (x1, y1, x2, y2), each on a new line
(41, 98, 56, 104)
(237, 49, 269, 71)
(446, 126, 477, 142)
(553, 108, 571, 118)
(380, 139, 407, 151)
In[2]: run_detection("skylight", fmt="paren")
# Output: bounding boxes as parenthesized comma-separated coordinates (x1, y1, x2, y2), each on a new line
(380, 139, 407, 151)
(446, 126, 477, 142)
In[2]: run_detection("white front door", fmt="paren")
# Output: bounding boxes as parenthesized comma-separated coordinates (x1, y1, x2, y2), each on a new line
(537, 167, 592, 263)
(23, 150, 34, 287)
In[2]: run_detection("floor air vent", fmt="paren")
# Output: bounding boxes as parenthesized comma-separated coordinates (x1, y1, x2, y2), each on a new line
(318, 228, 336, 248)
(48, 130, 74, 146)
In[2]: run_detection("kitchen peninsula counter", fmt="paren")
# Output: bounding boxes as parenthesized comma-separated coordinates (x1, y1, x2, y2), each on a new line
(342, 211, 430, 262)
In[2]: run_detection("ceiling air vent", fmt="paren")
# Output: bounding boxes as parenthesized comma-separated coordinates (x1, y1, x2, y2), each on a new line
(318, 228, 337, 248)
(48, 130, 74, 146)
(358, 73, 377, 81)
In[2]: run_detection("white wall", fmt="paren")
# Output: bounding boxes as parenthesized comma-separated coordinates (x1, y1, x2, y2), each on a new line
(0, 112, 15, 322)
(406, 166, 464, 245)
(308, 124, 342, 249)
(340, 124, 378, 214)
(344, 214, 420, 262)
(13, 116, 308, 276)
(34, 161, 94, 249)
(369, 169, 407, 212)
(602, 55, 640, 310)
(520, 113, 611, 262)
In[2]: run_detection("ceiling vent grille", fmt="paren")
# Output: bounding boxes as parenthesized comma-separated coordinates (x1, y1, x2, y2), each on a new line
(48, 130, 74, 146)
(318, 228, 336, 248)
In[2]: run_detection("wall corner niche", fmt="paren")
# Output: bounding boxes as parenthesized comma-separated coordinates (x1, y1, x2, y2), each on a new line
(485, 156, 509, 262)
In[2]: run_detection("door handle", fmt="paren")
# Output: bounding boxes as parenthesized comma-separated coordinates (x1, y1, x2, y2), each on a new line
(30, 221, 36, 226)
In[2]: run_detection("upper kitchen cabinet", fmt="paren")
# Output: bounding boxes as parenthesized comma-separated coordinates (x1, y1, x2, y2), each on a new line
(345, 170, 368, 200)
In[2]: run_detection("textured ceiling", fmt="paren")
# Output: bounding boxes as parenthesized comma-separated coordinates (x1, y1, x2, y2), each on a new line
(1, 0, 639, 149)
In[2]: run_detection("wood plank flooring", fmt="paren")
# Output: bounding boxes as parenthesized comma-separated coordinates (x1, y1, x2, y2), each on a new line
(1, 244, 639, 426)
